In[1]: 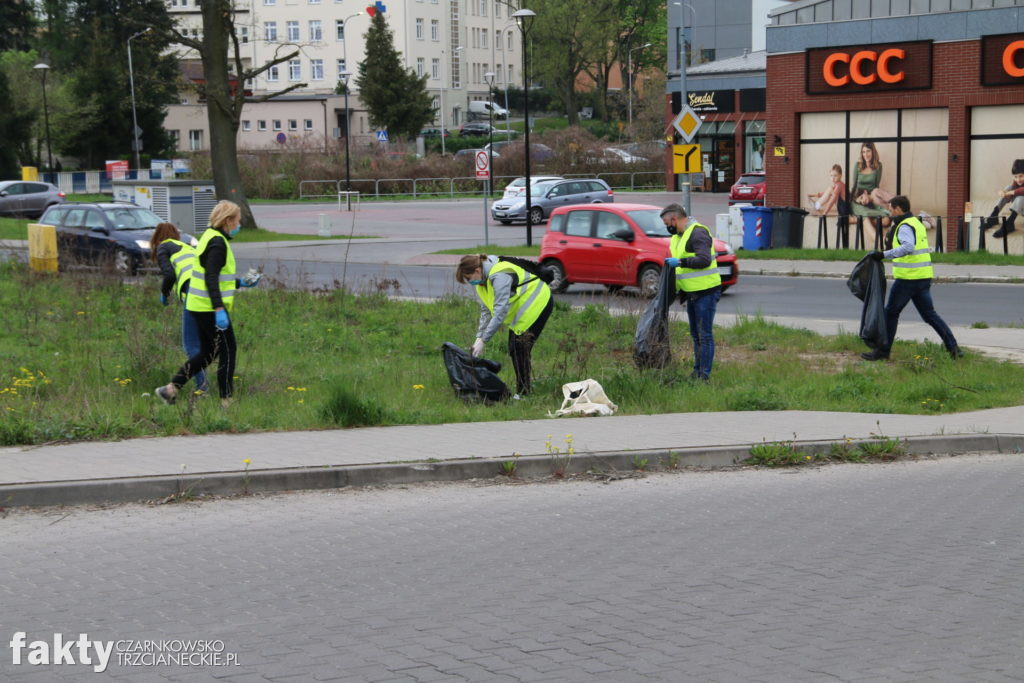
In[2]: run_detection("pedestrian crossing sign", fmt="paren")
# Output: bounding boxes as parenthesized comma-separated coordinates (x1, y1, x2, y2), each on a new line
(376, 130, 389, 142)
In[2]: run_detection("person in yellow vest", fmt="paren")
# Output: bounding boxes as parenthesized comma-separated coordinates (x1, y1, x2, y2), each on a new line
(455, 254, 554, 399)
(151, 222, 208, 394)
(861, 195, 962, 361)
(661, 203, 722, 381)
(155, 201, 258, 406)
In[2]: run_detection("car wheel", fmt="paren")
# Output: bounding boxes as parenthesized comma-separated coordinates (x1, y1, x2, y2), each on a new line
(499, 220, 512, 225)
(113, 248, 134, 275)
(638, 263, 661, 299)
(528, 207, 544, 225)
(542, 259, 568, 293)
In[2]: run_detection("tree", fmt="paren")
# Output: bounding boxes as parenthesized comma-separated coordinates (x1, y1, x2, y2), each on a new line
(0, 68, 33, 176)
(0, 0, 36, 52)
(355, 11, 434, 141)
(166, 0, 306, 228)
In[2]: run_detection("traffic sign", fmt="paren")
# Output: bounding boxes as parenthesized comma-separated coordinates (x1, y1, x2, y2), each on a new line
(671, 104, 702, 143)
(672, 144, 701, 174)
(475, 150, 490, 179)
(376, 130, 389, 142)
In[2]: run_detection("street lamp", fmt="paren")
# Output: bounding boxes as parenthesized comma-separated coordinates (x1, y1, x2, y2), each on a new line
(484, 70, 496, 197)
(127, 27, 151, 173)
(512, 8, 536, 246)
(339, 70, 352, 197)
(672, 1, 696, 214)
(32, 63, 53, 178)
(627, 42, 651, 136)
(340, 12, 362, 79)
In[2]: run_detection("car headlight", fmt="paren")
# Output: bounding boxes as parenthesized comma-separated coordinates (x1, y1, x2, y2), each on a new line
(135, 240, 150, 250)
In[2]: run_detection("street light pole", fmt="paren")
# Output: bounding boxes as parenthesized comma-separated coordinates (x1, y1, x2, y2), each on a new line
(484, 71, 495, 197)
(127, 27, 151, 173)
(32, 63, 53, 178)
(339, 70, 352, 200)
(512, 8, 536, 247)
(627, 42, 651, 137)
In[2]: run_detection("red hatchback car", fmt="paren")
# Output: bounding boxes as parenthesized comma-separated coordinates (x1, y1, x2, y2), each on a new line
(539, 203, 739, 298)
(729, 172, 766, 205)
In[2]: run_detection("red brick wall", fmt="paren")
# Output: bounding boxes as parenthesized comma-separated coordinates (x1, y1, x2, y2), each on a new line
(767, 40, 1024, 251)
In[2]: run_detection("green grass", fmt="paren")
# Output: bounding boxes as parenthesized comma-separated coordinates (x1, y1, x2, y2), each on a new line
(434, 244, 542, 256)
(3, 262, 1023, 446)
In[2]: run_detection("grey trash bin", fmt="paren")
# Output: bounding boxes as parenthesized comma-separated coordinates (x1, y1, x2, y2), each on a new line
(771, 206, 808, 248)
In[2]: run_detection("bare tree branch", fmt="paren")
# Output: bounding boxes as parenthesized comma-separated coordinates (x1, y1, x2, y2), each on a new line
(240, 47, 301, 80)
(250, 82, 308, 103)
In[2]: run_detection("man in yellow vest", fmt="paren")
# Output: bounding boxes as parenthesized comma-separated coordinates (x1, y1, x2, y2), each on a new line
(661, 203, 722, 381)
(861, 195, 962, 361)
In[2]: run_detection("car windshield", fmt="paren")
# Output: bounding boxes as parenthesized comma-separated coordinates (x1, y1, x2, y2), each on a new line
(103, 207, 162, 229)
(628, 210, 672, 237)
(737, 175, 764, 185)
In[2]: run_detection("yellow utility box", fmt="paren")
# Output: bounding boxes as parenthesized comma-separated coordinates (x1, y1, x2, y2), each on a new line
(27, 223, 58, 273)
(21, 166, 39, 181)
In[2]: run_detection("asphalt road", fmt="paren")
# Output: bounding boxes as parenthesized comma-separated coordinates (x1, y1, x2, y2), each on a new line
(4, 454, 1023, 680)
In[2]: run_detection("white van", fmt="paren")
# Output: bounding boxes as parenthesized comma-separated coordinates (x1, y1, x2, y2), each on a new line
(468, 101, 509, 120)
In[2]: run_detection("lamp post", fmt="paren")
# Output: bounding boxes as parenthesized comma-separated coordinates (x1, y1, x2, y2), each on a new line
(627, 42, 651, 137)
(32, 63, 53, 178)
(512, 8, 536, 246)
(339, 70, 352, 199)
(340, 11, 362, 72)
(127, 28, 151, 173)
(484, 71, 496, 197)
(672, 1, 696, 214)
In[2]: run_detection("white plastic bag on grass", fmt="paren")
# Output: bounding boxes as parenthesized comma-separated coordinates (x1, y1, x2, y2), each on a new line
(552, 379, 618, 417)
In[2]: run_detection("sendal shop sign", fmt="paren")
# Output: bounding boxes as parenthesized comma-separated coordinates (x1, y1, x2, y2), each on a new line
(981, 33, 1024, 86)
(687, 90, 733, 113)
(805, 41, 932, 94)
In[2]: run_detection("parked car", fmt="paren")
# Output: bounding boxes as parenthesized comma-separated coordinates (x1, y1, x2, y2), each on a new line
(491, 178, 613, 225)
(501, 176, 563, 200)
(468, 101, 509, 119)
(38, 202, 192, 275)
(729, 172, 766, 205)
(419, 127, 451, 138)
(0, 180, 66, 218)
(459, 121, 500, 137)
(539, 203, 739, 297)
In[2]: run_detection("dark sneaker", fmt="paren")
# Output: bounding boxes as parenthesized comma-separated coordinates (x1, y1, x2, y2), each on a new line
(981, 216, 1000, 231)
(860, 350, 890, 361)
(155, 385, 176, 405)
(949, 346, 964, 360)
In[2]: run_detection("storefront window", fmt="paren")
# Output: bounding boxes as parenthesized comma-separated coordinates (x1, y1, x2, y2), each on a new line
(970, 104, 1024, 249)
(746, 121, 766, 172)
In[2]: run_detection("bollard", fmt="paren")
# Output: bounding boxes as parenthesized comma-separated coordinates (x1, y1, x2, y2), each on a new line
(27, 223, 58, 273)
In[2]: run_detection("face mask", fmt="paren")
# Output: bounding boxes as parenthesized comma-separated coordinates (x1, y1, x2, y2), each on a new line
(666, 222, 677, 235)
(229, 226, 241, 237)
(468, 278, 484, 286)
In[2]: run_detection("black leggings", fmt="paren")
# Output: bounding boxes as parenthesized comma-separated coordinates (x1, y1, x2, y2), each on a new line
(171, 311, 237, 398)
(506, 297, 553, 395)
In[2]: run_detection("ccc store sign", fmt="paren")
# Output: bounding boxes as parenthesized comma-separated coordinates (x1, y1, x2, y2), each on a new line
(806, 41, 932, 94)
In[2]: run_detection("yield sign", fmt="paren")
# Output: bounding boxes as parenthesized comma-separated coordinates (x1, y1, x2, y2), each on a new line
(672, 103, 702, 143)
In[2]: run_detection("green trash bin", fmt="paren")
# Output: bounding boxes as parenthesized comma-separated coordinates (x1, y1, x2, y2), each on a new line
(771, 206, 808, 248)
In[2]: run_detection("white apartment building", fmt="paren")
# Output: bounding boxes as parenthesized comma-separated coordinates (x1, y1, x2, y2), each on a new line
(163, 0, 523, 152)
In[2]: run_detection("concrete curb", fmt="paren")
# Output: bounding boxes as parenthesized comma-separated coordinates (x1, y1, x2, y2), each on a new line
(752, 267, 1022, 284)
(4, 433, 1022, 509)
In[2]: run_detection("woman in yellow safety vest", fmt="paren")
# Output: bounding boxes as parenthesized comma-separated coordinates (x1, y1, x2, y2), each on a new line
(155, 201, 258, 407)
(151, 222, 207, 394)
(455, 254, 554, 399)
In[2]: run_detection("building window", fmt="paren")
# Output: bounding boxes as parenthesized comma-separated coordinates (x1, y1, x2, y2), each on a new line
(288, 119, 298, 131)
(496, 30, 501, 50)
(304, 119, 314, 130)
(273, 120, 282, 131)
(311, 59, 324, 80)
(287, 21, 299, 41)
(479, 0, 486, 16)
(507, 63, 513, 84)
(170, 129, 180, 145)
(264, 0, 274, 5)
(337, 58, 347, 77)
(471, 27, 478, 48)
(432, 57, 440, 79)
(264, 22, 277, 42)
(258, 120, 267, 131)
(239, 27, 248, 43)
(431, 19, 439, 41)
(481, 30, 487, 49)
(701, 48, 715, 63)
(415, 18, 423, 39)
(335, 20, 346, 40)
(242, 120, 252, 131)
(507, 30, 513, 51)
(309, 20, 322, 41)
(267, 65, 279, 81)
(417, 57, 424, 76)
(188, 129, 202, 151)
(309, 0, 320, 4)
(288, 59, 301, 80)
(494, 0, 500, 18)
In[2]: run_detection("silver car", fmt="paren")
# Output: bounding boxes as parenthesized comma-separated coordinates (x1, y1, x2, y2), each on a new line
(0, 180, 66, 218)
(491, 178, 614, 225)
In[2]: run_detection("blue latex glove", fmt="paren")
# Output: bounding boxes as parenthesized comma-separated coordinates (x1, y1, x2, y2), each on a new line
(160, 293, 168, 306)
(215, 309, 230, 331)
(664, 257, 681, 268)
(238, 279, 258, 288)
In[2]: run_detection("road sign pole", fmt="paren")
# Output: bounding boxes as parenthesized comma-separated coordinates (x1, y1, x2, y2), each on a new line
(484, 179, 490, 246)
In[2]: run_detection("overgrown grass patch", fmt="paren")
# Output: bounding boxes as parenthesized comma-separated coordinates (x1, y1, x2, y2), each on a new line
(2, 263, 1023, 445)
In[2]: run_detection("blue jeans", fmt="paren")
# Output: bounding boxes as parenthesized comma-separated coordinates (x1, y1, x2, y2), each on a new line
(181, 307, 209, 392)
(685, 287, 721, 380)
(882, 278, 958, 353)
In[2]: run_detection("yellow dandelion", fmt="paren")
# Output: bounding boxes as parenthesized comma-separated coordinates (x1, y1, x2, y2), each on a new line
(242, 458, 252, 465)
(413, 384, 425, 390)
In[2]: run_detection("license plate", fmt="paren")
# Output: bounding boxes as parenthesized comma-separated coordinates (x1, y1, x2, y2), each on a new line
(739, 188, 752, 193)
(494, 212, 506, 217)
(719, 266, 732, 276)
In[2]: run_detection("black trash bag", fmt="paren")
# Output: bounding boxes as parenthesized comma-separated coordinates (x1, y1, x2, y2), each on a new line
(497, 255, 554, 284)
(441, 342, 511, 403)
(633, 264, 675, 369)
(847, 254, 888, 351)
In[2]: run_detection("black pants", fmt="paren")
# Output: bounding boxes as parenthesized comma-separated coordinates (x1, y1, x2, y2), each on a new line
(507, 297, 553, 395)
(171, 311, 237, 398)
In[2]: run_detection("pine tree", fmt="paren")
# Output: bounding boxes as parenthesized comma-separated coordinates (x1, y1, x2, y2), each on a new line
(0, 68, 33, 175)
(0, 0, 36, 52)
(355, 12, 434, 141)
